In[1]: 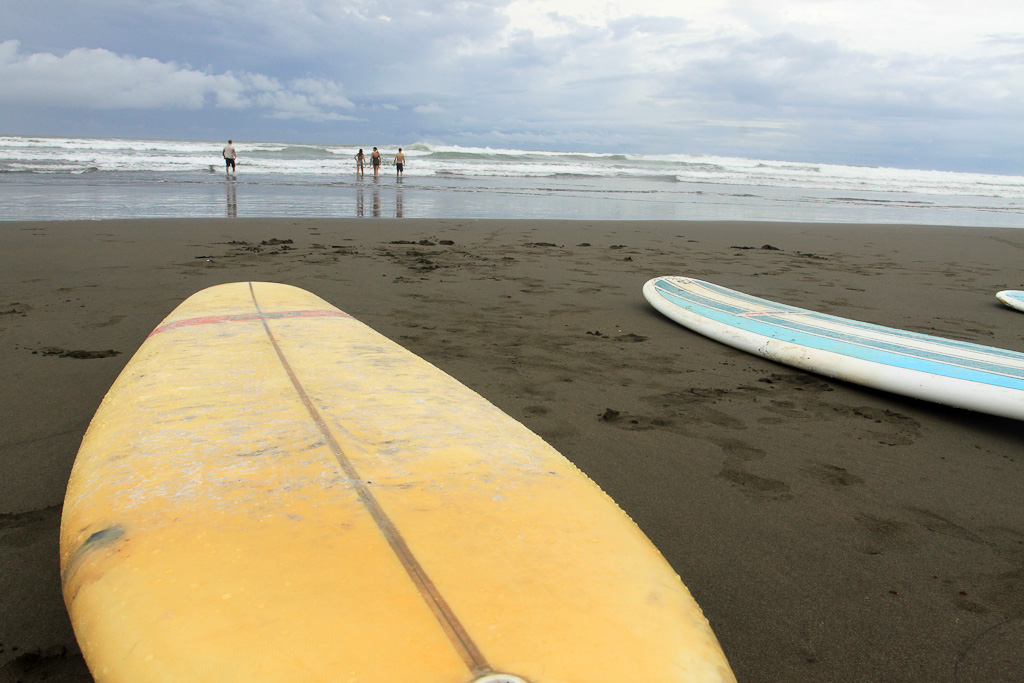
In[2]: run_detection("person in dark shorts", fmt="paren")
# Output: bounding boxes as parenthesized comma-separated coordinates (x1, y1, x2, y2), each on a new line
(394, 148, 405, 177)
(222, 140, 237, 174)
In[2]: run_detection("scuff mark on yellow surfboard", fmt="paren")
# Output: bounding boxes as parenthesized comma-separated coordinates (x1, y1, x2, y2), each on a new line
(60, 281, 735, 682)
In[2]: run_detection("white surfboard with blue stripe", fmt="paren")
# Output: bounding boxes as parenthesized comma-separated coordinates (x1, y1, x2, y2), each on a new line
(644, 276, 1024, 420)
(997, 290, 1024, 313)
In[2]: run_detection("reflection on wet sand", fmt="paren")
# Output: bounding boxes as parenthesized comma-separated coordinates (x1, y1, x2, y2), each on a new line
(226, 180, 237, 217)
(352, 177, 404, 218)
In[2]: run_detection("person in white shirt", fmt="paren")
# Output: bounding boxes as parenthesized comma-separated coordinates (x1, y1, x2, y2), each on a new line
(223, 140, 237, 174)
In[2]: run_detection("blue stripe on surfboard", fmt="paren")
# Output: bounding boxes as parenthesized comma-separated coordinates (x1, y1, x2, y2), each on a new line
(658, 278, 1024, 367)
(678, 279, 1024, 364)
(655, 278, 1024, 377)
(654, 278, 1024, 382)
(652, 278, 1024, 391)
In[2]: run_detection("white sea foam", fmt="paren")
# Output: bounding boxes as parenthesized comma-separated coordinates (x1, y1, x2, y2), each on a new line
(2, 135, 1022, 198)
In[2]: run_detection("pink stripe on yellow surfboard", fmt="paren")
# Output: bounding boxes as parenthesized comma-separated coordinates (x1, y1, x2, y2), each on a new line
(149, 309, 352, 336)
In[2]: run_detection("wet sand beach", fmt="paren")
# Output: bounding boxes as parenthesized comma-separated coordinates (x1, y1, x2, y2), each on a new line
(2, 217, 1022, 682)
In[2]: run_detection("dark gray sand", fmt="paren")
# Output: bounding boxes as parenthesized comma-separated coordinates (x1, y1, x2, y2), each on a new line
(2, 218, 1022, 682)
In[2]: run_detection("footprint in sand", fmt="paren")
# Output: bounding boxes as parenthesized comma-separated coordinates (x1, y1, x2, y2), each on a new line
(802, 462, 865, 489)
(0, 504, 62, 549)
(37, 347, 121, 359)
(716, 468, 792, 500)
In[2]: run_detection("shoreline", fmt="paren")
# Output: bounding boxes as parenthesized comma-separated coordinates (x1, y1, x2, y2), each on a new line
(4, 170, 1024, 226)
(2, 218, 1023, 682)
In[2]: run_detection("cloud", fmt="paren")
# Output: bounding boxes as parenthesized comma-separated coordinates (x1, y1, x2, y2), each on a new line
(413, 102, 446, 114)
(0, 40, 237, 109)
(0, 40, 356, 122)
(253, 76, 358, 121)
(657, 31, 1024, 118)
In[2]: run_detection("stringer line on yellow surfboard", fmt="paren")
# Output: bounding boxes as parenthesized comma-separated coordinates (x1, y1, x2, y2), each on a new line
(245, 283, 494, 680)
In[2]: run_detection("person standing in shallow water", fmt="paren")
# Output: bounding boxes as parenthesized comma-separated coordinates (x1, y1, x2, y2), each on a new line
(354, 149, 365, 176)
(370, 147, 381, 177)
(222, 140, 237, 175)
(394, 148, 405, 178)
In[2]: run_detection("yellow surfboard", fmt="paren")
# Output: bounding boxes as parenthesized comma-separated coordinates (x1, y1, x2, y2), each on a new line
(60, 282, 734, 683)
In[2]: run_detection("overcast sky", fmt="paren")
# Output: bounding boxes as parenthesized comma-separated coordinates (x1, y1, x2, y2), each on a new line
(2, 1, 1023, 172)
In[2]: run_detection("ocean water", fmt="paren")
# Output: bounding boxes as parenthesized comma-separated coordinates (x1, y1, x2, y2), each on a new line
(1, 135, 1023, 226)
